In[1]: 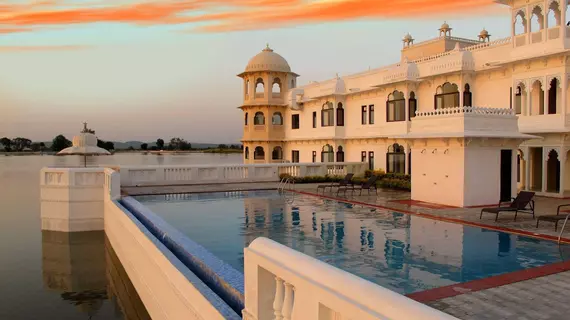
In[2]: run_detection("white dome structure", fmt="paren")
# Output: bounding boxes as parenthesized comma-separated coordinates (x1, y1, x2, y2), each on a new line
(57, 123, 110, 166)
(244, 44, 291, 73)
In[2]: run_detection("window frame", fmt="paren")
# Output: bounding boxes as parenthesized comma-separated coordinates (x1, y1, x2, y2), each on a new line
(386, 91, 406, 122)
(361, 106, 367, 125)
(292, 114, 300, 129)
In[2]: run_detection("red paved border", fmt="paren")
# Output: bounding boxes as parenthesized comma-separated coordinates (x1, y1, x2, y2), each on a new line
(390, 199, 458, 209)
(406, 259, 570, 302)
(292, 190, 570, 244)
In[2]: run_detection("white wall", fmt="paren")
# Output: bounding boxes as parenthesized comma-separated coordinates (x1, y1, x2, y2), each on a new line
(105, 199, 240, 320)
(463, 147, 503, 207)
(411, 146, 465, 207)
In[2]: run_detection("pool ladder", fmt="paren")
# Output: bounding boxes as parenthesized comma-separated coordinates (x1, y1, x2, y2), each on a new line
(278, 177, 295, 193)
(558, 214, 570, 244)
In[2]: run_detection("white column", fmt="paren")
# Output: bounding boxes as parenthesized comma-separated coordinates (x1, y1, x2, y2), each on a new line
(282, 283, 294, 320)
(273, 277, 284, 320)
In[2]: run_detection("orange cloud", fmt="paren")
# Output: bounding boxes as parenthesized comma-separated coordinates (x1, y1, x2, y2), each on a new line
(0, 0, 502, 34)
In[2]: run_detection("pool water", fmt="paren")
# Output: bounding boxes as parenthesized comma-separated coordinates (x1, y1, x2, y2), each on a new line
(136, 190, 570, 294)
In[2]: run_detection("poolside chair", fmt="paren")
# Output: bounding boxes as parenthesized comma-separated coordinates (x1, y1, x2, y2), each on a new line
(536, 204, 570, 231)
(337, 175, 378, 196)
(316, 173, 354, 194)
(479, 191, 536, 222)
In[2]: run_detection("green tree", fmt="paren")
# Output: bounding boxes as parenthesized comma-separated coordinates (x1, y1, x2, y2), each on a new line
(51, 135, 72, 152)
(11, 137, 32, 151)
(218, 144, 228, 150)
(156, 138, 164, 150)
(39, 142, 46, 151)
(0, 137, 11, 152)
(140, 143, 148, 150)
(104, 141, 114, 151)
(30, 142, 41, 152)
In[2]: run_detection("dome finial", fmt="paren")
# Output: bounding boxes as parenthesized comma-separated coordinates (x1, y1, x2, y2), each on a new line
(263, 43, 273, 52)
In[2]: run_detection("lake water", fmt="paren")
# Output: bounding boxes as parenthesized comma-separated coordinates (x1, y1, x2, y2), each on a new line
(0, 152, 242, 319)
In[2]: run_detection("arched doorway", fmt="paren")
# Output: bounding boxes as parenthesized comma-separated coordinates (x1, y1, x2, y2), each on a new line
(386, 143, 405, 174)
(336, 146, 345, 162)
(321, 144, 334, 163)
(530, 80, 544, 115)
(546, 149, 561, 193)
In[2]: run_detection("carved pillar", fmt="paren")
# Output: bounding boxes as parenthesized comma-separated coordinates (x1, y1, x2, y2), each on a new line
(282, 283, 294, 320)
(273, 277, 284, 320)
(562, 74, 568, 117)
(544, 77, 549, 115)
(524, 147, 531, 191)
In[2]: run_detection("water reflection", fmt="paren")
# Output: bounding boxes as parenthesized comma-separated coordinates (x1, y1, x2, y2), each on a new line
(139, 190, 570, 294)
(41, 231, 150, 319)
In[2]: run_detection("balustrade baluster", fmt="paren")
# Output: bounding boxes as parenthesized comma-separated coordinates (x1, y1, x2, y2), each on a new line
(282, 283, 294, 320)
(273, 277, 285, 320)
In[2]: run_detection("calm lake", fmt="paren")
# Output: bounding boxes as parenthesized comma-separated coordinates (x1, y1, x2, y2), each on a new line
(0, 152, 242, 319)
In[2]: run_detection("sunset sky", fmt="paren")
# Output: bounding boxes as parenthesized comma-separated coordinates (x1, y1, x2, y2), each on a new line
(0, 0, 510, 143)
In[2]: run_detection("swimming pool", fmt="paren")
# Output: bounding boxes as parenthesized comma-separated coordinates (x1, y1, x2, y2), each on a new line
(136, 190, 570, 294)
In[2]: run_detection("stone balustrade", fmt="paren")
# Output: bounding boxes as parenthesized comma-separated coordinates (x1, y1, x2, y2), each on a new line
(119, 163, 367, 187)
(242, 238, 458, 320)
(415, 106, 516, 117)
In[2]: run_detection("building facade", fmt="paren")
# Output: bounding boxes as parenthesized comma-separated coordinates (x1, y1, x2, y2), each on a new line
(239, 0, 570, 199)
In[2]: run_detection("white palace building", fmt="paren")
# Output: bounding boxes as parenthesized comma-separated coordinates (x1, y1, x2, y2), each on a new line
(239, 0, 570, 207)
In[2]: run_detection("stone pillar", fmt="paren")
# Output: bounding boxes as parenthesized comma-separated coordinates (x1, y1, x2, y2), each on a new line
(561, 75, 567, 116)
(524, 147, 531, 191)
(40, 168, 106, 232)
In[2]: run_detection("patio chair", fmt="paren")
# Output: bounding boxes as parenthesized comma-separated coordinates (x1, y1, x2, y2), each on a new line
(536, 204, 570, 231)
(337, 175, 378, 196)
(316, 173, 354, 194)
(479, 191, 536, 222)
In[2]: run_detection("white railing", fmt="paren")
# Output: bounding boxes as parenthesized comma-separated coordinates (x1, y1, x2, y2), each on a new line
(119, 163, 368, 187)
(415, 106, 516, 117)
(242, 238, 458, 320)
(464, 36, 511, 51)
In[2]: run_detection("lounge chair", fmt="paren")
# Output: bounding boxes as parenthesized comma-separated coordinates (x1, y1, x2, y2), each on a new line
(316, 173, 354, 194)
(536, 204, 570, 231)
(337, 175, 378, 196)
(479, 191, 536, 222)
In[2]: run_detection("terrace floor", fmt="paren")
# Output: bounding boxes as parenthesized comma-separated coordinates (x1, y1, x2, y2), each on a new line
(123, 182, 570, 320)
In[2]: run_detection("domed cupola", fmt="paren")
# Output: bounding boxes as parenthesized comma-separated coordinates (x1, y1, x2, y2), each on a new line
(244, 44, 292, 73)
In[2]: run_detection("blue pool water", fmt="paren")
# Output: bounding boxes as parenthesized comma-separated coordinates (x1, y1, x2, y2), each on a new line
(136, 190, 570, 294)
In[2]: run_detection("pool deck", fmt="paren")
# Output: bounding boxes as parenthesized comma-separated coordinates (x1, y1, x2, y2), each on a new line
(123, 182, 570, 320)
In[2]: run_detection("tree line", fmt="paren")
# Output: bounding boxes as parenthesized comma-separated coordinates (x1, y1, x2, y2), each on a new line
(1, 135, 241, 153)
(0, 135, 115, 152)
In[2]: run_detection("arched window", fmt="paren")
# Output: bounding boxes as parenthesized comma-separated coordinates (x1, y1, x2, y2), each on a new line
(321, 102, 334, 127)
(254, 146, 265, 160)
(245, 79, 250, 95)
(547, 1, 561, 27)
(515, 84, 525, 115)
(514, 10, 527, 35)
(272, 146, 283, 160)
(530, 5, 544, 32)
(408, 92, 417, 120)
(530, 80, 544, 115)
(272, 112, 283, 125)
(386, 91, 405, 122)
(255, 78, 265, 97)
(291, 79, 295, 89)
(463, 84, 472, 107)
(244, 112, 248, 126)
(386, 143, 405, 174)
(336, 146, 345, 162)
(272, 78, 282, 97)
(244, 147, 249, 159)
(336, 102, 344, 126)
(434, 82, 459, 109)
(321, 144, 334, 163)
(254, 112, 265, 125)
(548, 78, 559, 114)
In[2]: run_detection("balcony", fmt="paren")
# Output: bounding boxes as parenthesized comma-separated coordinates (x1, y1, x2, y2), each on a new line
(548, 27, 560, 40)
(518, 113, 567, 133)
(405, 107, 521, 138)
